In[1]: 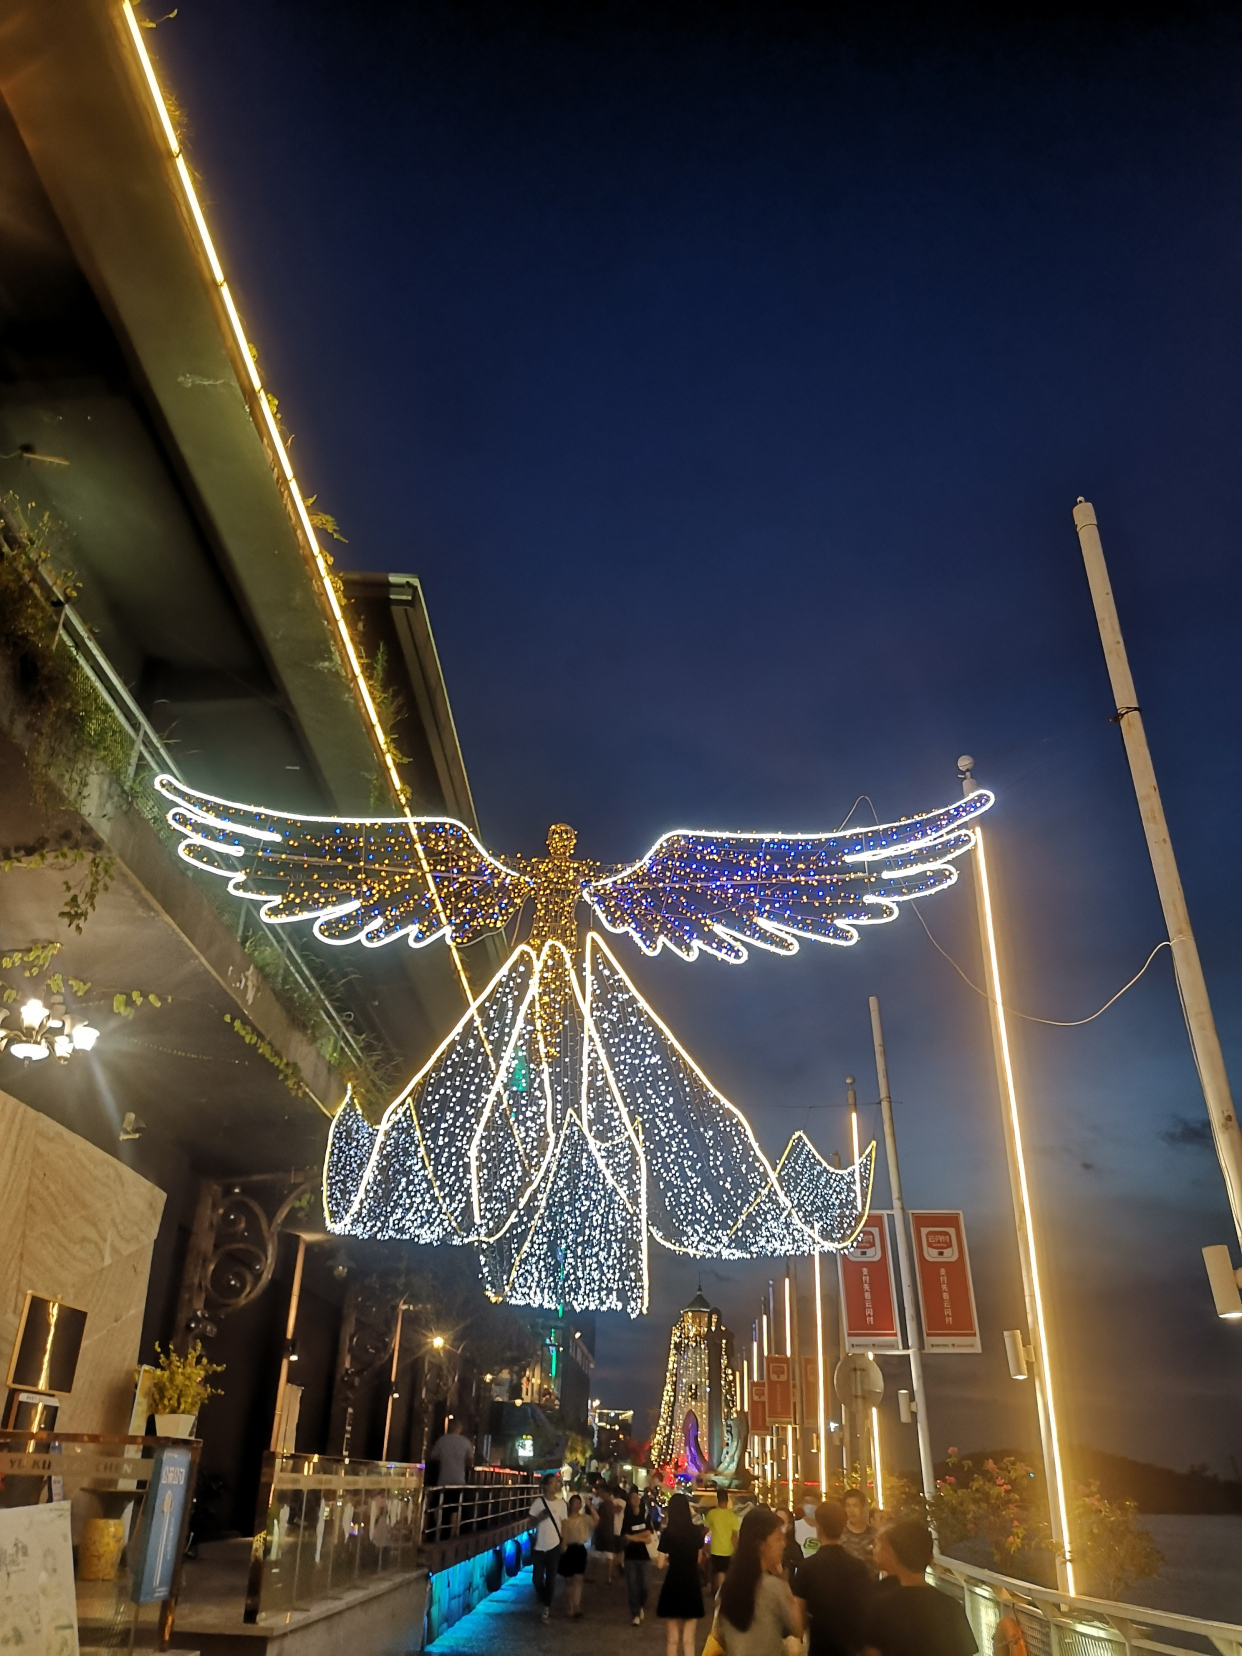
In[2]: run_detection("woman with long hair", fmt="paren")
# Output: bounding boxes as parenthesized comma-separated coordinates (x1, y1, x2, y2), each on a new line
(656, 1492, 706, 1656)
(773, 1507, 803, 1584)
(714, 1507, 802, 1655)
(557, 1494, 598, 1618)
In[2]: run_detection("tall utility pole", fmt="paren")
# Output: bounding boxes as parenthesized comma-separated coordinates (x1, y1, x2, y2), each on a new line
(961, 761, 1074, 1594)
(868, 997, 936, 1506)
(1073, 499, 1242, 1245)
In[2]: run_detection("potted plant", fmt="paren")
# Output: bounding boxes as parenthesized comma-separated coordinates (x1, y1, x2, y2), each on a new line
(146, 1341, 224, 1438)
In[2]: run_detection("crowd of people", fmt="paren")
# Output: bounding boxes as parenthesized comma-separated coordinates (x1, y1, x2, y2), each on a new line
(526, 1474, 978, 1656)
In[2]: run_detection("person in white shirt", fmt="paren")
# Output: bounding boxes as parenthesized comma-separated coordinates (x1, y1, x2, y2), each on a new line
(529, 1472, 568, 1623)
(794, 1494, 819, 1558)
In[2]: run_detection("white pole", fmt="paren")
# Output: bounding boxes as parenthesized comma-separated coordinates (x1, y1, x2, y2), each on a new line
(868, 997, 936, 1508)
(961, 772, 1074, 1594)
(1073, 498, 1242, 1245)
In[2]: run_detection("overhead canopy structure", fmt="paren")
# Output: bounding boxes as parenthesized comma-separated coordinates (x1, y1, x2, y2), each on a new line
(0, 0, 497, 1172)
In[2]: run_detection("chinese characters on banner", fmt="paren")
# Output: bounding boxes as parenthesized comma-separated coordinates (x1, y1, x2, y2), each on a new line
(749, 1380, 769, 1434)
(838, 1215, 902, 1352)
(764, 1355, 795, 1422)
(909, 1211, 981, 1352)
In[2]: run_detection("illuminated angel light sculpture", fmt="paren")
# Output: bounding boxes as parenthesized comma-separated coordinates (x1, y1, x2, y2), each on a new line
(154, 776, 994, 1315)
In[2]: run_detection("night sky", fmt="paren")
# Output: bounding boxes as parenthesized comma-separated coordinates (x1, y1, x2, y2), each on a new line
(152, 1, 1242, 1474)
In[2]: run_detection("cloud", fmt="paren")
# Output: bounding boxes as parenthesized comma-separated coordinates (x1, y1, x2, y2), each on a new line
(1160, 1115, 1214, 1150)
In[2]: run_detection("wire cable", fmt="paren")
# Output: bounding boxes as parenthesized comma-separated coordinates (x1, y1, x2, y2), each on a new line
(912, 903, 1171, 1027)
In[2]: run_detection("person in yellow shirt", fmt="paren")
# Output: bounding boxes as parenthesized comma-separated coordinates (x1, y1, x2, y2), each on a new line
(703, 1486, 741, 1592)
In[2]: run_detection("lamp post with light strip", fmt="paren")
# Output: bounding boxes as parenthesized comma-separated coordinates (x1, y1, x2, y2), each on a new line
(960, 757, 1075, 1594)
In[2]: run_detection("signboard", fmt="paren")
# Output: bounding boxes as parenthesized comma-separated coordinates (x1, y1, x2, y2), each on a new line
(838, 1215, 902, 1352)
(909, 1211, 981, 1353)
(130, 1445, 192, 1604)
(800, 1356, 818, 1418)
(748, 1380, 769, 1434)
(764, 1356, 794, 1423)
(0, 1502, 78, 1656)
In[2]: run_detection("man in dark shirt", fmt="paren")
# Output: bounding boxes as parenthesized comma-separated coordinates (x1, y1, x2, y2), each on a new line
(840, 1489, 878, 1571)
(863, 1522, 977, 1656)
(793, 1500, 873, 1656)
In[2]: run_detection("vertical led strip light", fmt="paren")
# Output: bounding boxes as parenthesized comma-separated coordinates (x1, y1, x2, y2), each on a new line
(118, 4, 477, 1009)
(813, 1249, 828, 1497)
(783, 1274, 795, 1498)
(968, 796, 1075, 1594)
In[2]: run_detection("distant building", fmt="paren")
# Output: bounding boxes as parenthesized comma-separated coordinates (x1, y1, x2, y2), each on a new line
(595, 1406, 635, 1460)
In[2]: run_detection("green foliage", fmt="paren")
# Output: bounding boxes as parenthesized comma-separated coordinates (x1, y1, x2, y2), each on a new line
(930, 1452, 1048, 1566)
(147, 1341, 224, 1416)
(223, 1013, 311, 1099)
(0, 495, 135, 808)
(58, 851, 116, 932)
(303, 496, 348, 543)
(1070, 1482, 1163, 1599)
(112, 990, 163, 1019)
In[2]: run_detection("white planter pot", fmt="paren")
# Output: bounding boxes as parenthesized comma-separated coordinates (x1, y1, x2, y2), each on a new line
(154, 1413, 198, 1438)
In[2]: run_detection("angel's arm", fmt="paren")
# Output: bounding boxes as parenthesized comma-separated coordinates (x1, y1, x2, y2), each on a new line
(583, 791, 994, 962)
(154, 775, 531, 947)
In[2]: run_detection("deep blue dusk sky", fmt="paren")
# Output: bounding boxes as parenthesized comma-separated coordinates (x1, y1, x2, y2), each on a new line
(152, 1, 1242, 1472)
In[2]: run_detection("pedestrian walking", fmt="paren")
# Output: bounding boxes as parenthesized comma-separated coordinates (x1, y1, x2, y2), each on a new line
(862, 1522, 977, 1656)
(840, 1490, 878, 1571)
(558, 1494, 598, 1618)
(529, 1471, 567, 1624)
(425, 1418, 473, 1540)
(792, 1501, 872, 1656)
(656, 1492, 707, 1656)
(774, 1507, 803, 1584)
(594, 1483, 621, 1583)
(710, 1506, 802, 1656)
(620, 1486, 655, 1625)
(704, 1485, 741, 1592)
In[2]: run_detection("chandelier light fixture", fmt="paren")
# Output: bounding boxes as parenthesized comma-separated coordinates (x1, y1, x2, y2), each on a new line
(0, 993, 100, 1064)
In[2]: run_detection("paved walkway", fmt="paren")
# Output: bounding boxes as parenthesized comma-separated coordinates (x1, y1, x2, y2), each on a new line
(430, 1563, 704, 1654)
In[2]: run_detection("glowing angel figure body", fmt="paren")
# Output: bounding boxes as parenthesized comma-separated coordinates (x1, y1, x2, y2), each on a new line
(155, 776, 994, 1315)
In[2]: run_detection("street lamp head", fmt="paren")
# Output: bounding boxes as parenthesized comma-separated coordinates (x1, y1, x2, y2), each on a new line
(957, 754, 975, 776)
(431, 1335, 446, 1349)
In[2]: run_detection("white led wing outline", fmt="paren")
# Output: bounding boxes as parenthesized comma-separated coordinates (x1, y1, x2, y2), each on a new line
(583, 793, 995, 964)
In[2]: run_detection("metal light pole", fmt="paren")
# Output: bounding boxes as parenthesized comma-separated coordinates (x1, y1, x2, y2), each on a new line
(961, 764, 1074, 1594)
(868, 997, 936, 1506)
(1073, 499, 1242, 1246)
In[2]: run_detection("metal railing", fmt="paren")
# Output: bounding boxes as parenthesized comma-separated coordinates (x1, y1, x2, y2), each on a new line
(422, 1471, 540, 1545)
(934, 1552, 1242, 1656)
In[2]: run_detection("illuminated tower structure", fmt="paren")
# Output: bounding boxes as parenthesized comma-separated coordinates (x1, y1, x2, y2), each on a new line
(652, 1290, 738, 1474)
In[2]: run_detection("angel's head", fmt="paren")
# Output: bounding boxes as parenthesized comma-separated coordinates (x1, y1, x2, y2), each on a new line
(546, 822, 577, 860)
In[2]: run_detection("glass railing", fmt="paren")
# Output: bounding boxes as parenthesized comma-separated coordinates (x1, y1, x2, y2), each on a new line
(244, 1453, 425, 1623)
(244, 1457, 542, 1623)
(0, 1429, 201, 1653)
(934, 1551, 1242, 1656)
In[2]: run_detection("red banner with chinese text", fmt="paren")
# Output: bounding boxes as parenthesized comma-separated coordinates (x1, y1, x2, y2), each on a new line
(838, 1215, 902, 1352)
(748, 1380, 769, 1434)
(764, 1355, 794, 1423)
(909, 1211, 981, 1352)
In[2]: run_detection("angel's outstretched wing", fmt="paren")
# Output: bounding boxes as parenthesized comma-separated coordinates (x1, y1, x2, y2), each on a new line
(153, 775, 531, 947)
(583, 791, 994, 963)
